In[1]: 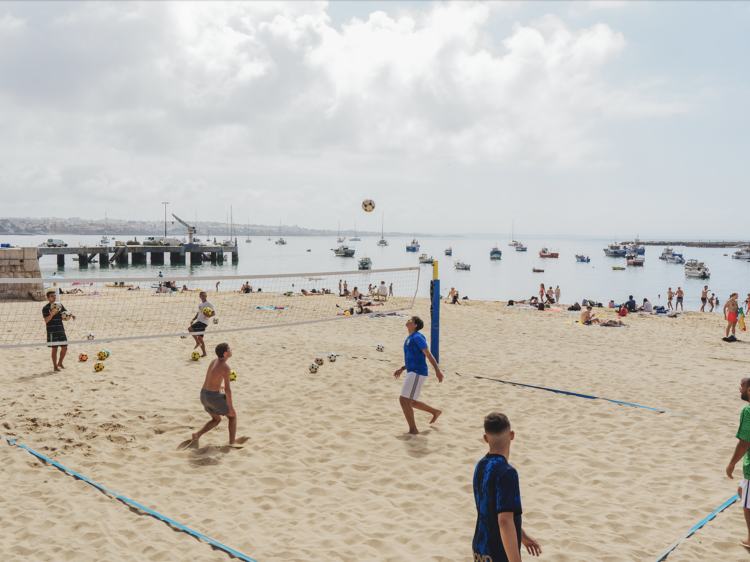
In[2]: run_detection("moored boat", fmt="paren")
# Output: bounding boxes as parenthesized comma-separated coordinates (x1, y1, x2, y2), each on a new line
(612, 266, 625, 270)
(515, 243, 527, 252)
(418, 253, 434, 264)
(332, 244, 355, 257)
(685, 259, 710, 278)
(603, 243, 627, 257)
(532, 267, 544, 273)
(358, 256, 372, 270)
(454, 261, 471, 270)
(445, 247, 453, 256)
(490, 245, 502, 260)
(539, 247, 559, 258)
(575, 255, 590, 263)
(406, 238, 420, 252)
(626, 253, 645, 266)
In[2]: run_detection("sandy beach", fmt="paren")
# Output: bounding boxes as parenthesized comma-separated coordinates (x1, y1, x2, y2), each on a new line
(2, 297, 749, 561)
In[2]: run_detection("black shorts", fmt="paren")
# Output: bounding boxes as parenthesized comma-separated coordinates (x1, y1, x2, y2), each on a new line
(47, 332, 68, 347)
(191, 321, 207, 335)
(583, 321, 592, 325)
(701, 297, 707, 304)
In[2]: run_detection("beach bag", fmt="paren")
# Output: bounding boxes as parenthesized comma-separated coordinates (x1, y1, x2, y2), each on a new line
(609, 301, 614, 308)
(507, 300, 515, 306)
(568, 302, 581, 311)
(537, 302, 545, 311)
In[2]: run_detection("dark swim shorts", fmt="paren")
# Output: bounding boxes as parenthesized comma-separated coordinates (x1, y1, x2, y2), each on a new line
(583, 320, 592, 325)
(47, 332, 68, 348)
(191, 321, 207, 334)
(200, 389, 229, 416)
(701, 297, 707, 304)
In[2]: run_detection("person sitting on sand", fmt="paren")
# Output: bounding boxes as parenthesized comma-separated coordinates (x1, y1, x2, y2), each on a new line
(637, 299, 653, 313)
(342, 288, 351, 297)
(352, 287, 361, 300)
(191, 343, 239, 447)
(473, 412, 542, 562)
(68, 288, 84, 294)
(546, 287, 555, 304)
(393, 316, 443, 435)
(725, 376, 750, 548)
(625, 295, 637, 313)
(378, 281, 388, 302)
(580, 306, 602, 325)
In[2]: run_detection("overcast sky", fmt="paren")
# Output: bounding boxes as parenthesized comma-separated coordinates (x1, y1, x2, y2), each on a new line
(1, 1, 748, 238)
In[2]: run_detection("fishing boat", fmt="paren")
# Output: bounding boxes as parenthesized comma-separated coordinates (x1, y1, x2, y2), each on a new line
(612, 266, 625, 270)
(659, 247, 674, 260)
(332, 244, 355, 257)
(350, 222, 361, 242)
(685, 259, 710, 278)
(539, 247, 559, 258)
(377, 212, 388, 246)
(626, 252, 645, 266)
(406, 238, 420, 252)
(731, 247, 750, 260)
(575, 255, 590, 263)
(358, 256, 372, 270)
(418, 253, 434, 264)
(603, 243, 627, 257)
(666, 253, 685, 264)
(532, 267, 544, 273)
(515, 243, 527, 252)
(275, 219, 286, 245)
(627, 236, 645, 255)
(445, 247, 453, 256)
(490, 245, 502, 260)
(454, 261, 471, 270)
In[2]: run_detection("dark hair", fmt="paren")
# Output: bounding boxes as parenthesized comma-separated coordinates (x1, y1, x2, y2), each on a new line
(586, 306, 592, 310)
(484, 412, 511, 435)
(215, 343, 229, 358)
(629, 295, 633, 299)
(411, 316, 424, 331)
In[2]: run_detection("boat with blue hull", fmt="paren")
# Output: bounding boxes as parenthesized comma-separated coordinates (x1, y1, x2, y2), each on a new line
(603, 243, 627, 257)
(406, 238, 420, 252)
(445, 247, 452, 256)
(575, 255, 590, 263)
(490, 245, 502, 260)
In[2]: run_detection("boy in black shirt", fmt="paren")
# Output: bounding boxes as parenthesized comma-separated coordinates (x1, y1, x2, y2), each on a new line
(42, 291, 75, 371)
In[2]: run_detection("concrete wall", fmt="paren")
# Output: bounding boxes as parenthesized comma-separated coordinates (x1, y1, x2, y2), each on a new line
(0, 247, 44, 301)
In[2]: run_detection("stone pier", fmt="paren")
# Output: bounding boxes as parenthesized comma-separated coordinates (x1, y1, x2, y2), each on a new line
(0, 247, 45, 301)
(116, 250, 129, 265)
(170, 251, 185, 265)
(99, 252, 109, 266)
(57, 254, 65, 267)
(78, 254, 89, 266)
(131, 252, 147, 265)
(150, 252, 164, 265)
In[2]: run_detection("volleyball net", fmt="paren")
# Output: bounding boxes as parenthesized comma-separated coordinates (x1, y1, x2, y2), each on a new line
(0, 268, 420, 349)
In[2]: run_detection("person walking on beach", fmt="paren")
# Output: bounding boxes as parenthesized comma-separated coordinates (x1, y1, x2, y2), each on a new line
(701, 286, 711, 312)
(473, 412, 542, 562)
(710, 293, 716, 312)
(725, 376, 750, 547)
(192, 343, 239, 446)
(42, 290, 75, 372)
(724, 293, 740, 340)
(188, 291, 215, 357)
(393, 316, 443, 435)
(339, 279, 342, 294)
(539, 284, 545, 302)
(378, 280, 388, 302)
(389, 283, 393, 297)
(675, 287, 684, 311)
(667, 288, 674, 310)
(555, 286, 561, 305)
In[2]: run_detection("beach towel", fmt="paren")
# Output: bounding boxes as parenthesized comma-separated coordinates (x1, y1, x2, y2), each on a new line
(567, 321, 628, 328)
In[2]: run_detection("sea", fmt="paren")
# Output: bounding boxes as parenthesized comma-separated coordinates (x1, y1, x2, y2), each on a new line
(3, 233, 750, 311)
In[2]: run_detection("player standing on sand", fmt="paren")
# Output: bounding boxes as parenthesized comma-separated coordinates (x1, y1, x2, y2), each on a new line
(42, 290, 76, 372)
(192, 343, 239, 446)
(724, 293, 740, 340)
(188, 291, 215, 357)
(725, 377, 750, 548)
(393, 316, 443, 434)
(473, 412, 542, 562)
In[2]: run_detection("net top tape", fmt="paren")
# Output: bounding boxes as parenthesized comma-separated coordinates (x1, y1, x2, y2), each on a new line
(0, 266, 419, 284)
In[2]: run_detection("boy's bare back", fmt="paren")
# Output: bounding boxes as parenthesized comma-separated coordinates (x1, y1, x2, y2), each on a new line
(202, 358, 230, 391)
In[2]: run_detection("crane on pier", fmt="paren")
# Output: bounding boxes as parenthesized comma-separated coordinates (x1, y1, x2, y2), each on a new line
(172, 213, 197, 245)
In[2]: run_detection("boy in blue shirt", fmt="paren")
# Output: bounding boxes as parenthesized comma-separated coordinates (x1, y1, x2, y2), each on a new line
(393, 316, 443, 434)
(473, 412, 542, 562)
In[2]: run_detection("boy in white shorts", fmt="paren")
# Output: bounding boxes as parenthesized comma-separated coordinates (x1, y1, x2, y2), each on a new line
(393, 316, 443, 434)
(726, 376, 750, 547)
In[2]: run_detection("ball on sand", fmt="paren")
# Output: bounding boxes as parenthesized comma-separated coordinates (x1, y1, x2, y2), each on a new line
(376, 344, 385, 352)
(213, 318, 219, 325)
(94, 362, 105, 372)
(191, 351, 201, 361)
(362, 199, 375, 212)
(230, 370, 237, 381)
(328, 353, 337, 362)
(87, 333, 95, 340)
(180, 333, 188, 339)
(309, 363, 319, 373)
(97, 350, 107, 360)
(78, 353, 88, 362)
(315, 357, 324, 365)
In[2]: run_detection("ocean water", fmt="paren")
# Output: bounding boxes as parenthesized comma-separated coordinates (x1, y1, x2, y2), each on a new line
(4, 233, 750, 310)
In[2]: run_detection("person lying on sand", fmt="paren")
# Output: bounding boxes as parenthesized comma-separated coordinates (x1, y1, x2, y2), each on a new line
(192, 343, 239, 447)
(601, 318, 627, 327)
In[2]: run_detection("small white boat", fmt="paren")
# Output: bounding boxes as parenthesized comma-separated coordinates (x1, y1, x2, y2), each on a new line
(731, 247, 750, 260)
(275, 238, 287, 245)
(418, 253, 434, 264)
(685, 259, 710, 278)
(515, 243, 527, 252)
(626, 253, 645, 266)
(350, 222, 361, 242)
(454, 260, 471, 270)
(332, 244, 355, 257)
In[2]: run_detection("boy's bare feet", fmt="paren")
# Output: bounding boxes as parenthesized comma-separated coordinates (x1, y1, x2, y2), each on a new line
(430, 410, 442, 424)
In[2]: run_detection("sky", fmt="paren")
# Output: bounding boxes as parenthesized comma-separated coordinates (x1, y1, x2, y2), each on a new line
(0, 1, 748, 238)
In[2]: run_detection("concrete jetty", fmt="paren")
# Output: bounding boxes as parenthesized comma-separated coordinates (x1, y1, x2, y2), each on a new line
(621, 241, 749, 248)
(37, 244, 239, 267)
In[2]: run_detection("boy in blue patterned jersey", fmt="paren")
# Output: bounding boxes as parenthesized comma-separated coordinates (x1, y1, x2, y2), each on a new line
(393, 316, 443, 434)
(473, 412, 541, 562)
(726, 376, 750, 547)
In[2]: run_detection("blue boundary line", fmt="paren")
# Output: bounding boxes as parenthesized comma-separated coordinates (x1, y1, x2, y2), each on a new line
(5, 437, 259, 562)
(248, 342, 694, 417)
(656, 495, 739, 560)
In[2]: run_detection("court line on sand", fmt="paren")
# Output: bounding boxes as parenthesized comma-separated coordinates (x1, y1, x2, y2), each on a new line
(250, 342, 695, 417)
(656, 494, 739, 561)
(4, 437, 259, 562)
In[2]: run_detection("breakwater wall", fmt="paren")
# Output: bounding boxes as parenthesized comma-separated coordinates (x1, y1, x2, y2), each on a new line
(622, 241, 748, 248)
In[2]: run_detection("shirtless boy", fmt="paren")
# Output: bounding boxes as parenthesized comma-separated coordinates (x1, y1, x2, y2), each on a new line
(724, 293, 740, 340)
(192, 342, 238, 446)
(701, 286, 711, 312)
(580, 306, 601, 325)
(675, 287, 684, 311)
(667, 288, 674, 311)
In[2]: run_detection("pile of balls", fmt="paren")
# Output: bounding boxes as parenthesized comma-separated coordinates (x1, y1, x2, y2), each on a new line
(309, 354, 337, 373)
(92, 349, 109, 372)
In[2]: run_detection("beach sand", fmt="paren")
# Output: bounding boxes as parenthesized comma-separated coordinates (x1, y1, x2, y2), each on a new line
(2, 297, 749, 561)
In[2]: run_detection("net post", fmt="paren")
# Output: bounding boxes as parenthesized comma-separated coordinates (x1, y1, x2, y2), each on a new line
(430, 261, 439, 363)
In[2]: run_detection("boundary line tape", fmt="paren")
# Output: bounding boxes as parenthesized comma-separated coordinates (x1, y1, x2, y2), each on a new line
(4, 437, 259, 562)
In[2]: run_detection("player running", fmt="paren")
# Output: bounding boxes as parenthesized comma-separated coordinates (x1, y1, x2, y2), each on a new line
(188, 291, 215, 357)
(192, 343, 239, 446)
(393, 316, 443, 434)
(42, 290, 75, 372)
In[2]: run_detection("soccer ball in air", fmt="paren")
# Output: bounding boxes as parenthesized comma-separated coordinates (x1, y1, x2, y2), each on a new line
(97, 350, 108, 360)
(60, 311, 72, 321)
(309, 363, 319, 373)
(87, 333, 95, 340)
(315, 357, 324, 366)
(78, 353, 88, 362)
(362, 199, 376, 212)
(94, 362, 105, 372)
(191, 351, 201, 361)
(328, 354, 337, 362)
(229, 371, 237, 382)
(51, 302, 62, 312)
(203, 307, 212, 316)
(213, 318, 219, 325)
(376, 344, 385, 352)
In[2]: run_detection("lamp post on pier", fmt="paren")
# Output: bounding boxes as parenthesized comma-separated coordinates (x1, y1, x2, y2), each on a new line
(162, 202, 169, 239)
